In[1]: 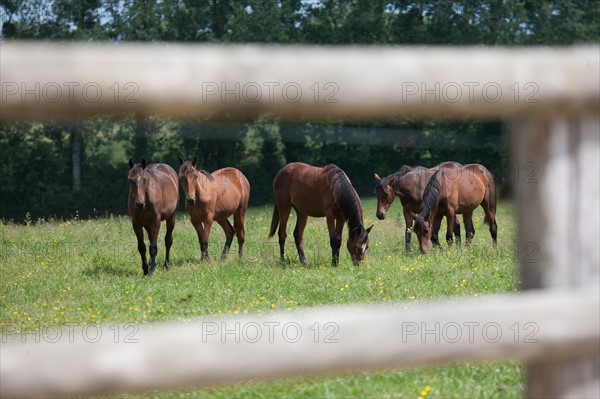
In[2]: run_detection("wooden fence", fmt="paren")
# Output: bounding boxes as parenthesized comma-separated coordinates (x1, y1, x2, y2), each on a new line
(1, 43, 599, 398)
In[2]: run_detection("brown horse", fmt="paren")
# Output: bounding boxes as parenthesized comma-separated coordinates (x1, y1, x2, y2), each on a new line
(413, 164, 498, 254)
(128, 158, 179, 276)
(269, 162, 373, 266)
(374, 161, 462, 251)
(178, 156, 250, 261)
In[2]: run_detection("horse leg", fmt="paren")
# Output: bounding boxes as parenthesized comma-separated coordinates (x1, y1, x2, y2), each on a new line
(201, 218, 214, 261)
(445, 211, 456, 247)
(164, 213, 175, 271)
(133, 223, 148, 276)
(146, 220, 161, 275)
(326, 213, 340, 266)
(403, 208, 414, 252)
(192, 220, 209, 262)
(217, 219, 235, 260)
(277, 204, 292, 261)
(463, 212, 475, 247)
(233, 207, 246, 257)
(431, 216, 442, 248)
(454, 219, 461, 247)
(293, 212, 308, 264)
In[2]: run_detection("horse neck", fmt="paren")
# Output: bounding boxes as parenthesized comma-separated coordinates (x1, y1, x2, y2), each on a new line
(418, 172, 441, 221)
(328, 170, 363, 231)
(347, 207, 363, 231)
(397, 168, 430, 198)
(341, 190, 364, 231)
(193, 173, 211, 198)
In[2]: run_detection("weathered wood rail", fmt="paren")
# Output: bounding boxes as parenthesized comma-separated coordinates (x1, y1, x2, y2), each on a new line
(1, 43, 598, 120)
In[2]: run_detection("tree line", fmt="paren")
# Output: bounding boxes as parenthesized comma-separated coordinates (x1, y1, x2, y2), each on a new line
(1, 0, 598, 220)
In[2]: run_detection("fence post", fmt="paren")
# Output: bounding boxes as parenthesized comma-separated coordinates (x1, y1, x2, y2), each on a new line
(511, 115, 600, 398)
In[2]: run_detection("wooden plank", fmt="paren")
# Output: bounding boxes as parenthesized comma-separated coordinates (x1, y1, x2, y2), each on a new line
(1, 290, 598, 398)
(511, 116, 600, 398)
(0, 43, 598, 120)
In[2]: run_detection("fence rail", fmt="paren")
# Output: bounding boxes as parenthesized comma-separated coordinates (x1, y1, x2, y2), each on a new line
(1, 290, 598, 398)
(1, 43, 598, 120)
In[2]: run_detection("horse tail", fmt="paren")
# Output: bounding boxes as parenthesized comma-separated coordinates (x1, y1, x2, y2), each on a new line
(268, 203, 279, 238)
(483, 167, 497, 225)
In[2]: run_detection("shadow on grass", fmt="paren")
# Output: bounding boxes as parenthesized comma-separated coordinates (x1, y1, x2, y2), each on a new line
(82, 263, 139, 278)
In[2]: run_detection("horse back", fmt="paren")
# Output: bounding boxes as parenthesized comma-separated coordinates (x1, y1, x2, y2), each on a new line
(212, 167, 250, 205)
(273, 162, 331, 217)
(434, 161, 462, 170)
(462, 163, 496, 208)
(459, 164, 492, 186)
(439, 165, 487, 212)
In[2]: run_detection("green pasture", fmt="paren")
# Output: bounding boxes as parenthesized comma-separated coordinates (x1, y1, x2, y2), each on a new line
(1, 198, 521, 398)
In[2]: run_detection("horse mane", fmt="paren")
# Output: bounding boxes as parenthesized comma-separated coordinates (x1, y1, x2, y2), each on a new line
(181, 161, 214, 181)
(323, 164, 363, 230)
(198, 169, 214, 180)
(379, 165, 415, 191)
(398, 165, 413, 176)
(419, 169, 441, 219)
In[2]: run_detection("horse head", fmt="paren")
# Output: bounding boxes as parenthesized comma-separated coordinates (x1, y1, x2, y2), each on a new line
(374, 173, 395, 220)
(128, 158, 148, 210)
(347, 224, 373, 265)
(413, 214, 432, 254)
(178, 155, 199, 205)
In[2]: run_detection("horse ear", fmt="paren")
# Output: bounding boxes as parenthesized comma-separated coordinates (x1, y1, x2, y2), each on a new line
(141, 158, 147, 169)
(366, 224, 374, 234)
(192, 155, 198, 167)
(128, 159, 134, 169)
(374, 173, 381, 183)
(178, 155, 184, 165)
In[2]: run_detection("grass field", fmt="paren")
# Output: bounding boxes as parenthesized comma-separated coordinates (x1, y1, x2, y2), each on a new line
(1, 198, 522, 398)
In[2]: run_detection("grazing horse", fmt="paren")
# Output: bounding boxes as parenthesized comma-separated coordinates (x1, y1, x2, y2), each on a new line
(128, 158, 179, 276)
(178, 156, 250, 261)
(374, 161, 462, 251)
(413, 164, 498, 254)
(269, 162, 373, 266)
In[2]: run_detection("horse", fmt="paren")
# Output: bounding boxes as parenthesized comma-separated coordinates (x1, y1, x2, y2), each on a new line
(413, 164, 498, 254)
(374, 161, 462, 251)
(128, 158, 179, 276)
(269, 162, 373, 266)
(178, 155, 250, 261)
